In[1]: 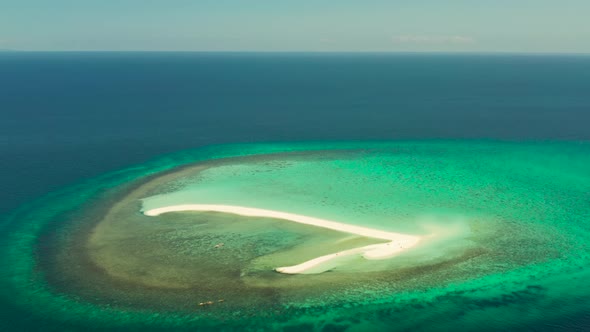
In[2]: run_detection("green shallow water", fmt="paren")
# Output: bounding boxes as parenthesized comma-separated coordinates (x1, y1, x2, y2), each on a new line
(1, 141, 590, 331)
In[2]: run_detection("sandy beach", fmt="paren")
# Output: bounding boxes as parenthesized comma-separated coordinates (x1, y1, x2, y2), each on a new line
(143, 204, 421, 274)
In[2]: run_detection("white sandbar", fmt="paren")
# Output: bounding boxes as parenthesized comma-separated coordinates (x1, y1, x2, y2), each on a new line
(143, 204, 421, 274)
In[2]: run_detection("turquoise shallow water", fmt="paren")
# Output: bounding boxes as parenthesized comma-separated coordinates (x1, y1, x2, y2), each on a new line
(1, 141, 590, 331)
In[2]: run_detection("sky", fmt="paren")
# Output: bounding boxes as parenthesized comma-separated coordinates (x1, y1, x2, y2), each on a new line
(0, 0, 589, 52)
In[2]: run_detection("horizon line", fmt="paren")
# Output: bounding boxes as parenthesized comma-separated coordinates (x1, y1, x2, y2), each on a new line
(1, 49, 590, 56)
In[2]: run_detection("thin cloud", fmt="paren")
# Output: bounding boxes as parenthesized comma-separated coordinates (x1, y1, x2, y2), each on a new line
(392, 35, 475, 44)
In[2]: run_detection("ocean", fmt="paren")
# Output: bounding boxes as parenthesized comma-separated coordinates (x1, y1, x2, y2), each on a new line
(1, 52, 589, 331)
(2, 52, 589, 215)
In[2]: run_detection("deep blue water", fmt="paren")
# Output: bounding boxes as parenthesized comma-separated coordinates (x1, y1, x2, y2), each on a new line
(0, 53, 590, 330)
(1, 52, 589, 215)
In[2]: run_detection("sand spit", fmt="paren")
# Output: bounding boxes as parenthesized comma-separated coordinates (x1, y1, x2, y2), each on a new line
(143, 204, 421, 274)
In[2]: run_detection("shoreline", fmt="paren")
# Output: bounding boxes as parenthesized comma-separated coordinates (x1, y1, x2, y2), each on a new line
(143, 204, 421, 274)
